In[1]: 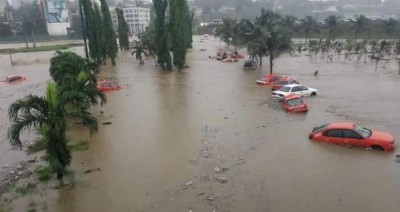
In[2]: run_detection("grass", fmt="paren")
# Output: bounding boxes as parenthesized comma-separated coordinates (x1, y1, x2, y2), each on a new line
(34, 166, 52, 183)
(27, 139, 46, 154)
(13, 43, 83, 53)
(68, 140, 89, 151)
(14, 183, 36, 197)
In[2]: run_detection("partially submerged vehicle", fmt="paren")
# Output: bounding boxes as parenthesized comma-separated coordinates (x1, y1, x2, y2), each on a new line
(1, 75, 26, 84)
(309, 122, 396, 151)
(96, 80, 122, 92)
(281, 94, 308, 113)
(256, 74, 283, 85)
(243, 60, 257, 70)
(272, 84, 318, 99)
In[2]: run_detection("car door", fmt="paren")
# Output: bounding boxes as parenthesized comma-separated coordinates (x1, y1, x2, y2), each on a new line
(291, 86, 301, 95)
(297, 86, 310, 96)
(322, 129, 343, 144)
(342, 130, 366, 148)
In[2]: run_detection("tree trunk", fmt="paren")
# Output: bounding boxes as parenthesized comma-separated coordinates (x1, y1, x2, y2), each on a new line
(259, 55, 263, 67)
(398, 59, 400, 75)
(57, 172, 65, 187)
(269, 54, 274, 74)
(23, 31, 29, 48)
(31, 30, 36, 49)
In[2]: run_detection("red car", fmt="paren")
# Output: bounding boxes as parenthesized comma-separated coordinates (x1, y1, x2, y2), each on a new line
(281, 94, 308, 113)
(309, 122, 396, 151)
(96, 80, 122, 92)
(256, 74, 283, 85)
(271, 78, 298, 91)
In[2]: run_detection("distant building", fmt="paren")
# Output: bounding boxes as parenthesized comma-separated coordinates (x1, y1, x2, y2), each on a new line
(110, 4, 150, 34)
(41, 0, 70, 36)
(218, 6, 235, 16)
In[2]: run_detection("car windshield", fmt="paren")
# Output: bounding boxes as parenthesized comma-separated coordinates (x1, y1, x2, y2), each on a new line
(279, 86, 291, 92)
(287, 98, 303, 107)
(354, 124, 372, 138)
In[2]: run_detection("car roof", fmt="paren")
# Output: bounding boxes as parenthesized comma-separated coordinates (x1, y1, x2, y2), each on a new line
(328, 122, 355, 129)
(284, 94, 303, 100)
(283, 84, 302, 88)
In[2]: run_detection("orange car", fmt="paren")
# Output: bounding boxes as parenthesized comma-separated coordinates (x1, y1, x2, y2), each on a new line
(281, 94, 308, 113)
(256, 74, 283, 85)
(309, 122, 396, 151)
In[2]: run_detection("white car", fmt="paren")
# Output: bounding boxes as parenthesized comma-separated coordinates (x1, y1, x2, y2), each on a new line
(272, 84, 319, 99)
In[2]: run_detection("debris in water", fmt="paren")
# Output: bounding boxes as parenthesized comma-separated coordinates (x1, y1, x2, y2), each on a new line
(100, 111, 104, 114)
(215, 167, 229, 173)
(224, 117, 228, 119)
(102, 122, 112, 125)
(207, 197, 214, 201)
(198, 192, 205, 196)
(185, 181, 193, 186)
(216, 177, 228, 183)
(84, 167, 101, 174)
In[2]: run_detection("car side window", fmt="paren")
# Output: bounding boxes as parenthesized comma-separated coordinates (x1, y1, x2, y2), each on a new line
(299, 86, 308, 91)
(291, 86, 300, 92)
(324, 129, 342, 138)
(343, 130, 362, 139)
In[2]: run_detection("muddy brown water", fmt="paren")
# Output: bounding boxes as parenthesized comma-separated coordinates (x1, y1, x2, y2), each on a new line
(1, 36, 400, 212)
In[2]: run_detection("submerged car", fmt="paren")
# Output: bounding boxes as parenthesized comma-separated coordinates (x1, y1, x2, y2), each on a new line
(96, 80, 122, 92)
(2, 75, 26, 83)
(272, 84, 318, 99)
(281, 94, 308, 113)
(256, 74, 283, 85)
(309, 122, 396, 151)
(271, 78, 298, 91)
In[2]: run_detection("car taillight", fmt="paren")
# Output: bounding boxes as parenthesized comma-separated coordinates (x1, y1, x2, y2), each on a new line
(309, 134, 313, 139)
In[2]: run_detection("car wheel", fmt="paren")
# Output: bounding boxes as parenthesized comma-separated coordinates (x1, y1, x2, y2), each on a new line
(311, 92, 317, 96)
(370, 145, 384, 151)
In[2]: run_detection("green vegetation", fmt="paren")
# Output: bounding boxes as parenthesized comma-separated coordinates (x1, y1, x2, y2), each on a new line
(27, 139, 46, 154)
(153, 0, 172, 70)
(131, 41, 148, 65)
(116, 8, 130, 51)
(100, 0, 118, 66)
(68, 140, 90, 151)
(34, 166, 52, 182)
(8, 52, 105, 183)
(14, 183, 35, 197)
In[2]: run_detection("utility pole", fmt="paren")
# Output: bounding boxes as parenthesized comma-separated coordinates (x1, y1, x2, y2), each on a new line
(78, 0, 90, 62)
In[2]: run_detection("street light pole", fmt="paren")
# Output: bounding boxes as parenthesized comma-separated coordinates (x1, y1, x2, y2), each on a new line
(78, 0, 90, 61)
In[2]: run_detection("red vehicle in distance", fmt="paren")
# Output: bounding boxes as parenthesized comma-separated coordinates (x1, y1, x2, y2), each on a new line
(256, 74, 283, 85)
(96, 80, 122, 92)
(271, 78, 299, 91)
(281, 94, 308, 113)
(309, 122, 396, 151)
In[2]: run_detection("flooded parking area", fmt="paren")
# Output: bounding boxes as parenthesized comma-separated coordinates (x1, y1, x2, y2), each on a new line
(1, 36, 400, 211)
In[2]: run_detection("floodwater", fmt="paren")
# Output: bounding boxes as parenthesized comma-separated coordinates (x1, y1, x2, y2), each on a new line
(1, 36, 400, 212)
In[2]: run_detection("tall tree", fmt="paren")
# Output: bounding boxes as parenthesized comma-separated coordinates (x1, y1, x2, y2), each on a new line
(169, 0, 189, 69)
(94, 3, 106, 64)
(351, 15, 369, 42)
(382, 18, 398, 42)
(215, 18, 236, 47)
(100, 0, 118, 65)
(8, 83, 98, 181)
(116, 8, 130, 50)
(153, 0, 172, 70)
(325, 15, 339, 44)
(301, 16, 318, 43)
(81, 0, 101, 63)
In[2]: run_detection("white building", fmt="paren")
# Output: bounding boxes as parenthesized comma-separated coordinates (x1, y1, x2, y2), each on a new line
(110, 5, 150, 35)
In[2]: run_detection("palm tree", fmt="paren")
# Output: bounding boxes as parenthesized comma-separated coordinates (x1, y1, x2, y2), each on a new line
(247, 10, 292, 74)
(215, 17, 237, 47)
(131, 40, 149, 65)
(325, 15, 339, 44)
(8, 83, 98, 182)
(382, 18, 398, 42)
(301, 16, 318, 43)
(49, 51, 98, 84)
(58, 71, 107, 108)
(350, 15, 369, 42)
